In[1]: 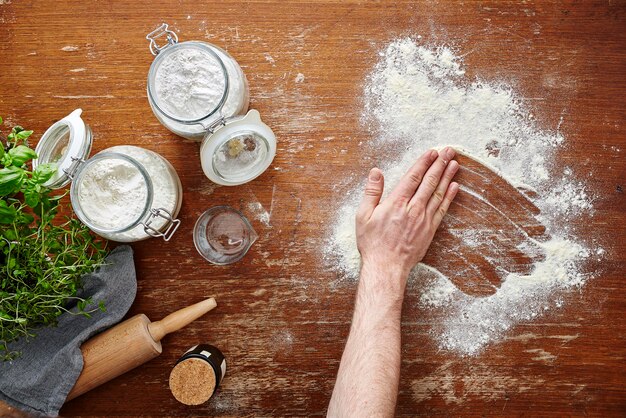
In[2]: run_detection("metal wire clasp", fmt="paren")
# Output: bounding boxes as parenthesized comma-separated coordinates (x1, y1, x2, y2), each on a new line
(142, 208, 181, 241)
(146, 23, 178, 56)
(202, 115, 227, 134)
(62, 156, 85, 180)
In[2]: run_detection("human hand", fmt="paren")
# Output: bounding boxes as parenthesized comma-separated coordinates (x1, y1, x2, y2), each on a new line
(356, 147, 460, 280)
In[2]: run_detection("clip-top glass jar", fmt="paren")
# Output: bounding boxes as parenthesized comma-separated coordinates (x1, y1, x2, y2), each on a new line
(146, 23, 250, 141)
(146, 24, 277, 186)
(33, 109, 183, 242)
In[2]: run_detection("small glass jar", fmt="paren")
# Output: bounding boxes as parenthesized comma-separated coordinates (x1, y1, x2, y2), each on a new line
(33, 109, 182, 242)
(146, 23, 249, 141)
(169, 344, 226, 405)
(193, 206, 258, 265)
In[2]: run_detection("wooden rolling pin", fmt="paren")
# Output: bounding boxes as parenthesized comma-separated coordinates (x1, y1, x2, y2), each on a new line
(66, 297, 217, 401)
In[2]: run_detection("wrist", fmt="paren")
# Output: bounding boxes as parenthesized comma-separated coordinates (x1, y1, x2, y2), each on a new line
(358, 261, 409, 306)
(361, 260, 409, 282)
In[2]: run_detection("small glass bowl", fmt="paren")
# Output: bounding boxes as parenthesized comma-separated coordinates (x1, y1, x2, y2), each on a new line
(193, 206, 257, 265)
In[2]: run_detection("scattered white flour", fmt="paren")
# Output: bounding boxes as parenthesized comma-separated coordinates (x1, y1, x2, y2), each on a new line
(264, 53, 276, 65)
(248, 202, 271, 227)
(295, 73, 305, 83)
(153, 45, 246, 138)
(419, 265, 457, 308)
(363, 41, 565, 190)
(541, 179, 593, 216)
(61, 45, 79, 52)
(77, 146, 180, 242)
(327, 38, 600, 355)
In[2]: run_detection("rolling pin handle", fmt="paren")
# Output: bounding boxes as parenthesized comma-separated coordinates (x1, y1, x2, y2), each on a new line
(147, 298, 217, 342)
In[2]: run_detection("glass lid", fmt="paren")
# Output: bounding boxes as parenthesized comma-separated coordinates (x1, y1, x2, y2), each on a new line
(200, 109, 277, 186)
(33, 109, 92, 189)
(212, 131, 269, 183)
(70, 152, 153, 234)
(147, 41, 230, 123)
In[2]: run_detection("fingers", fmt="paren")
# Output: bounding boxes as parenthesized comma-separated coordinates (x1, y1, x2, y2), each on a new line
(410, 146, 456, 207)
(389, 149, 439, 203)
(356, 168, 384, 222)
(432, 182, 460, 228)
(425, 159, 460, 217)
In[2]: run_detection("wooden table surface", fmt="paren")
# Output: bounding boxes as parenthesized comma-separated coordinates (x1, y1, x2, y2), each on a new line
(1, 0, 625, 416)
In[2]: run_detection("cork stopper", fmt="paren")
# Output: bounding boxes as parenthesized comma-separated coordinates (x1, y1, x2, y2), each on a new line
(169, 357, 216, 405)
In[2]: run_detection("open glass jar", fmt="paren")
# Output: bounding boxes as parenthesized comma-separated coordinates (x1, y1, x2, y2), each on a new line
(193, 206, 258, 265)
(33, 109, 182, 242)
(146, 24, 276, 186)
(146, 23, 250, 141)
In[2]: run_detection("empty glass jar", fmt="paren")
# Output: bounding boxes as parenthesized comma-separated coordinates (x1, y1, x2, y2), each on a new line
(193, 206, 258, 264)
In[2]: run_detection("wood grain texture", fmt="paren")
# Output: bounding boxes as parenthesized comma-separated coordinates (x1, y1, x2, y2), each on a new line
(0, 0, 624, 416)
(67, 315, 162, 402)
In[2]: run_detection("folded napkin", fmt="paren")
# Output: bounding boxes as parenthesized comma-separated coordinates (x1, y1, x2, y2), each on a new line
(0, 245, 137, 417)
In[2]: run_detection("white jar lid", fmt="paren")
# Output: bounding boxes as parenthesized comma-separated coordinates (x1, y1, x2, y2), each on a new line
(33, 108, 92, 189)
(199, 110, 276, 186)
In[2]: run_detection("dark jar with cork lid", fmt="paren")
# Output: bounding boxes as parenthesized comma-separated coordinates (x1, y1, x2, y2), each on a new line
(169, 344, 226, 405)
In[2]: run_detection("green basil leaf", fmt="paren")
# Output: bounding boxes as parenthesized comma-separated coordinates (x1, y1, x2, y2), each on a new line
(0, 166, 25, 196)
(1, 153, 11, 166)
(2, 228, 16, 240)
(7, 126, 23, 143)
(18, 212, 34, 224)
(16, 130, 33, 141)
(0, 201, 17, 224)
(24, 188, 40, 208)
(8, 145, 37, 166)
(33, 163, 57, 184)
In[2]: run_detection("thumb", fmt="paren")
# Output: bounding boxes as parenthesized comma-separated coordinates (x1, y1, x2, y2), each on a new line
(357, 168, 384, 222)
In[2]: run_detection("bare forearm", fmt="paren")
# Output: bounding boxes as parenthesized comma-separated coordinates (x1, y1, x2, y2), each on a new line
(328, 148, 460, 416)
(328, 263, 407, 418)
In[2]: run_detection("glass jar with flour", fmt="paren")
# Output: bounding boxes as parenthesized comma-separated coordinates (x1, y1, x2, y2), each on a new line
(145, 23, 249, 141)
(146, 24, 276, 186)
(33, 109, 183, 242)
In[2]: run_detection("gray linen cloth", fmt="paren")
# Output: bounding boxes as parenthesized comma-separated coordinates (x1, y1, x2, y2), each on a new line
(0, 245, 136, 417)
